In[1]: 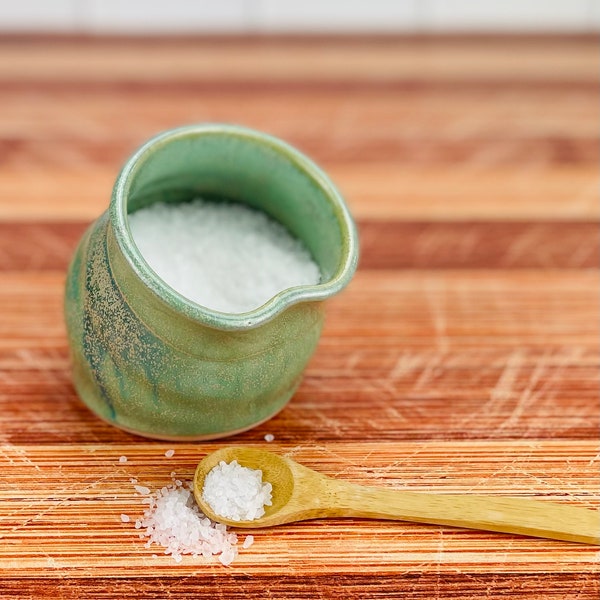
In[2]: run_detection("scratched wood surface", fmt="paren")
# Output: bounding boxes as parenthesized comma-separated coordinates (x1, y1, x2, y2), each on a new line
(0, 35, 598, 599)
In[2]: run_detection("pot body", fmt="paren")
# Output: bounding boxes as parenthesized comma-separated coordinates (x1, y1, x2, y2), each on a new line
(64, 124, 358, 440)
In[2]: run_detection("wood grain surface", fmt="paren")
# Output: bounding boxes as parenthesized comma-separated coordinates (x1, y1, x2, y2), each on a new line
(0, 35, 598, 599)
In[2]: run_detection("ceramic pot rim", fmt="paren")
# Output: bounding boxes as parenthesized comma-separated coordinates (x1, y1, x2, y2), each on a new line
(110, 123, 359, 331)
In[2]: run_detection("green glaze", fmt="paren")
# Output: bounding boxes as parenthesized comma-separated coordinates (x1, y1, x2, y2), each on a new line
(64, 124, 359, 440)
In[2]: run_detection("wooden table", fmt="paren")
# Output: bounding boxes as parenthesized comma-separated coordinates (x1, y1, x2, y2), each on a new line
(0, 35, 598, 599)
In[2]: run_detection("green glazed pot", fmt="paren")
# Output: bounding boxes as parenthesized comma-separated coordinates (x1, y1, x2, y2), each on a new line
(64, 124, 359, 440)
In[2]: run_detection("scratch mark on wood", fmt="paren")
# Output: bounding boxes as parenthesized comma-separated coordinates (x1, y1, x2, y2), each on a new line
(389, 351, 424, 380)
(497, 347, 582, 434)
(0, 442, 41, 472)
(424, 281, 449, 353)
(2, 472, 114, 535)
(504, 224, 546, 266)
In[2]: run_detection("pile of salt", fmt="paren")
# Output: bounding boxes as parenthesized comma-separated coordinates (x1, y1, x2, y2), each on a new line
(132, 478, 246, 566)
(121, 451, 265, 566)
(202, 460, 273, 522)
(128, 199, 320, 314)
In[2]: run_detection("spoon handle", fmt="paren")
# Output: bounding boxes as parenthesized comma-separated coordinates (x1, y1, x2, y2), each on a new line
(330, 483, 600, 544)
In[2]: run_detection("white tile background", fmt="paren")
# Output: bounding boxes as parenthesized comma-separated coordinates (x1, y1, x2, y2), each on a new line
(0, 0, 597, 32)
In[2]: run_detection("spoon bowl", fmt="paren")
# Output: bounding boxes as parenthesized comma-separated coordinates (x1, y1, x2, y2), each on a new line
(194, 446, 297, 527)
(194, 446, 330, 527)
(193, 447, 600, 544)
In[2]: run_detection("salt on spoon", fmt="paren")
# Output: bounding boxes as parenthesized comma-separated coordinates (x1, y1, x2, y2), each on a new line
(202, 459, 272, 522)
(193, 447, 600, 545)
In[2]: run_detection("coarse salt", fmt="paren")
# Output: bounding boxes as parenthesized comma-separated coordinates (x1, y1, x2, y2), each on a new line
(119, 456, 127, 463)
(128, 199, 320, 314)
(264, 434, 275, 442)
(165, 449, 175, 458)
(120, 514, 130, 523)
(202, 460, 273, 522)
(132, 478, 243, 566)
(242, 535, 254, 549)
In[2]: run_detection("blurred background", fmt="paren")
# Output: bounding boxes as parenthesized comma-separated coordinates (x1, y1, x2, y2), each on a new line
(0, 0, 599, 33)
(0, 2, 597, 259)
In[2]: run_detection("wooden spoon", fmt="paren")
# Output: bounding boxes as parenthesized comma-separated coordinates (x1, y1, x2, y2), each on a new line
(193, 446, 600, 544)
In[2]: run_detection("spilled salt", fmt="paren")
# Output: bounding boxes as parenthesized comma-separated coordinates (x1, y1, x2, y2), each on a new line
(120, 514, 130, 523)
(119, 456, 127, 463)
(132, 478, 242, 566)
(128, 199, 320, 314)
(202, 460, 273, 522)
(264, 433, 275, 442)
(242, 535, 254, 549)
(165, 449, 175, 458)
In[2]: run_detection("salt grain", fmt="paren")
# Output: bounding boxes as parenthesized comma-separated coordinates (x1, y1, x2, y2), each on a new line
(242, 535, 254, 549)
(128, 199, 320, 314)
(134, 485, 151, 496)
(202, 460, 273, 522)
(120, 514, 130, 523)
(264, 434, 275, 442)
(165, 449, 175, 458)
(119, 456, 127, 463)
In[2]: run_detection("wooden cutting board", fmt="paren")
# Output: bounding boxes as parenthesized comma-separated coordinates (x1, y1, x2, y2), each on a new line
(0, 34, 598, 599)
